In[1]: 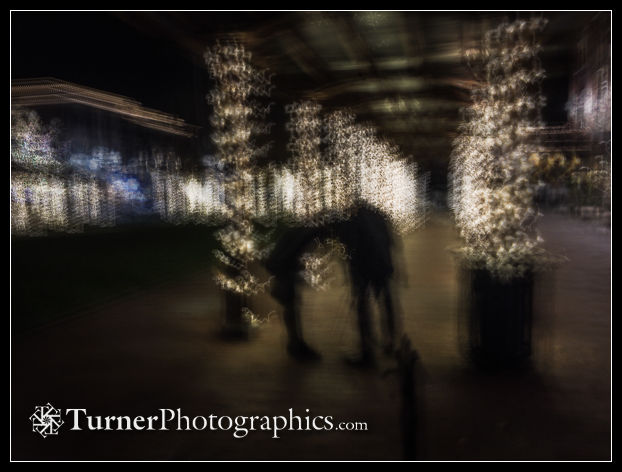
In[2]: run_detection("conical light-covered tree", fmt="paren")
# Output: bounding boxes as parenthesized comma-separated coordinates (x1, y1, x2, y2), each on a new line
(450, 18, 548, 279)
(323, 110, 358, 219)
(204, 41, 273, 325)
(285, 101, 323, 224)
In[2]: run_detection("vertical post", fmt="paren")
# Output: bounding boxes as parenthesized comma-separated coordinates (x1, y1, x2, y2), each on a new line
(396, 335, 418, 460)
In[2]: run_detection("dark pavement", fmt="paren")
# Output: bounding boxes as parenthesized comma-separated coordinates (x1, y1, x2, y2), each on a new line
(11, 212, 611, 460)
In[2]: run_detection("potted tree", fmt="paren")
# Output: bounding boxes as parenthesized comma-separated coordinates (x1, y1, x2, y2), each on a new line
(449, 17, 558, 368)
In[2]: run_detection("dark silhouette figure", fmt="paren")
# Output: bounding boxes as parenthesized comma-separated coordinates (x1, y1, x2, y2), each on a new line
(265, 225, 327, 361)
(336, 204, 398, 365)
(265, 204, 399, 364)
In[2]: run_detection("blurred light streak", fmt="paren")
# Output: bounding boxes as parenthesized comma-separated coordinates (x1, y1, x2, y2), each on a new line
(12, 78, 197, 138)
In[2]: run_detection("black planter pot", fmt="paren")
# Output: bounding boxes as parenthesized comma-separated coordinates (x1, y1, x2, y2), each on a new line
(462, 268, 534, 368)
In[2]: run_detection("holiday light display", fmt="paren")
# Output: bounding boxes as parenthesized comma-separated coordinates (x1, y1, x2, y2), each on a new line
(11, 126, 426, 236)
(204, 42, 274, 299)
(285, 101, 324, 223)
(11, 107, 426, 238)
(449, 18, 549, 279)
(10, 109, 117, 236)
(322, 110, 425, 232)
(11, 173, 68, 235)
(11, 109, 63, 172)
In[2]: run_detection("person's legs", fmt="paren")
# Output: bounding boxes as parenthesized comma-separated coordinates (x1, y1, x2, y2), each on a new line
(355, 283, 374, 362)
(282, 299, 302, 345)
(278, 279, 321, 361)
(379, 283, 397, 354)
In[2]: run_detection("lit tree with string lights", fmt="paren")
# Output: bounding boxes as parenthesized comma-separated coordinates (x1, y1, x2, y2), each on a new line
(204, 41, 273, 334)
(450, 17, 549, 280)
(449, 17, 558, 366)
(323, 110, 358, 219)
(11, 108, 63, 172)
(285, 101, 323, 224)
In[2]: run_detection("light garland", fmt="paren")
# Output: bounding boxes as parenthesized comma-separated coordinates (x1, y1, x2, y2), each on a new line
(450, 18, 549, 279)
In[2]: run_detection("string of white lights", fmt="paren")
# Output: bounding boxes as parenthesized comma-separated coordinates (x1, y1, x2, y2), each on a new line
(450, 18, 549, 279)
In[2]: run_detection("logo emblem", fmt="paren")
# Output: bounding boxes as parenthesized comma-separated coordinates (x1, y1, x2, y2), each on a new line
(30, 403, 63, 437)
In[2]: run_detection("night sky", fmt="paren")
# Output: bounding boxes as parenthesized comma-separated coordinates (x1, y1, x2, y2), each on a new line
(11, 12, 206, 125)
